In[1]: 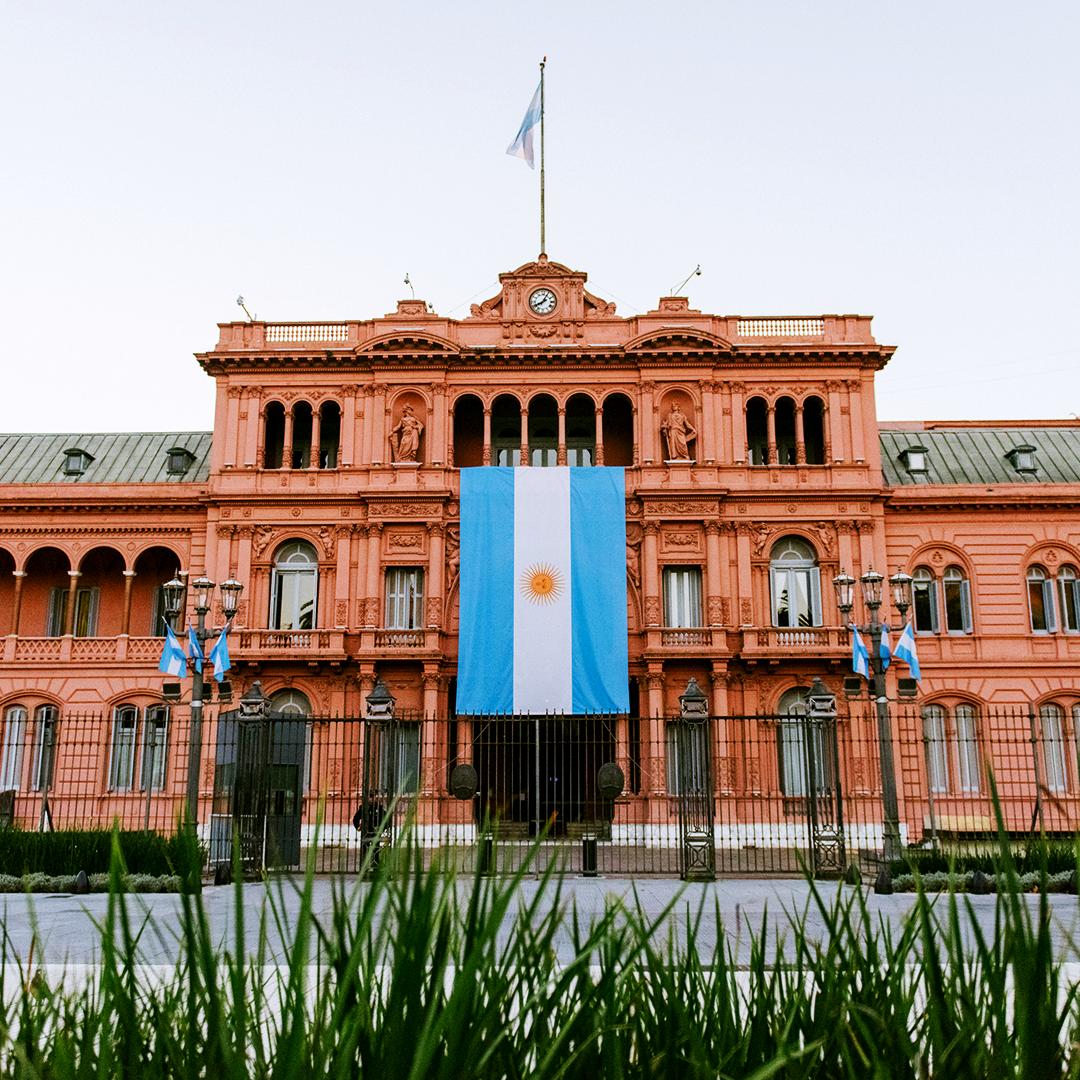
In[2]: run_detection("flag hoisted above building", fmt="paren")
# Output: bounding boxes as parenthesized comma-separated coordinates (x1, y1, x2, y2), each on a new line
(456, 466, 629, 715)
(506, 79, 542, 169)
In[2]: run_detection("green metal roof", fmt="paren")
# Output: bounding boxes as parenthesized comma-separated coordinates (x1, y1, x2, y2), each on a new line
(0, 432, 212, 484)
(881, 427, 1080, 486)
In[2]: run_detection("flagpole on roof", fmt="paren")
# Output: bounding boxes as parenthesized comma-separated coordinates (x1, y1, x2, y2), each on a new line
(539, 56, 546, 256)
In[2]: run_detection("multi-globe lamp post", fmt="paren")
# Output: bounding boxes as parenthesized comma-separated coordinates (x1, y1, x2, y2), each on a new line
(832, 567, 913, 874)
(160, 573, 243, 829)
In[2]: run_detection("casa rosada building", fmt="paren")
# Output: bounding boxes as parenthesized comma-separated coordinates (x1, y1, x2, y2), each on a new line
(2, 255, 1080, 846)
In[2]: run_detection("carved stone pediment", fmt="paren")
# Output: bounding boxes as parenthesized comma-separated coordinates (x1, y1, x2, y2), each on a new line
(625, 327, 732, 354)
(465, 254, 614, 325)
(356, 330, 459, 355)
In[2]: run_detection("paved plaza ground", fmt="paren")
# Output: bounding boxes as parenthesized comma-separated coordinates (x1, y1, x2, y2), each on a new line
(3, 875, 1080, 969)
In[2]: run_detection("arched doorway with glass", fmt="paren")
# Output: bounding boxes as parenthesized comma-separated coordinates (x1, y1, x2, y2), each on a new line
(776, 687, 835, 799)
(769, 537, 822, 630)
(270, 541, 318, 631)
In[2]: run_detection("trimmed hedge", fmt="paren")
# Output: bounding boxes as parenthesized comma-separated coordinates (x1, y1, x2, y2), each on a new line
(891, 838, 1079, 878)
(0, 872, 183, 894)
(0, 829, 201, 883)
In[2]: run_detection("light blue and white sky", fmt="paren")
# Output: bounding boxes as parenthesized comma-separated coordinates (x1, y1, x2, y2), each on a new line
(2, 2, 1077, 432)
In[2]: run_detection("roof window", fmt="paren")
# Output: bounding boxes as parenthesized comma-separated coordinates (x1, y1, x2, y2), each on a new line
(1006, 444, 1038, 475)
(899, 444, 928, 475)
(166, 447, 196, 475)
(63, 448, 93, 476)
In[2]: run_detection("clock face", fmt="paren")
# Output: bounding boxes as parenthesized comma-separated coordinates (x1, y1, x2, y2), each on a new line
(529, 287, 558, 315)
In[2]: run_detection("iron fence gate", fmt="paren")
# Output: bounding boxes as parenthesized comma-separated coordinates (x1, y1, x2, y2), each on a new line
(2, 699, 1075, 878)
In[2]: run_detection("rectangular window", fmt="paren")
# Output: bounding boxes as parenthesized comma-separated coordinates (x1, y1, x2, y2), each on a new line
(943, 577, 972, 634)
(1040, 706, 1067, 792)
(663, 567, 703, 628)
(923, 706, 949, 794)
(913, 578, 938, 633)
(109, 706, 139, 791)
(140, 706, 170, 791)
(954, 705, 980, 793)
(384, 568, 424, 630)
(378, 724, 420, 795)
(566, 446, 592, 467)
(665, 722, 709, 796)
(31, 705, 59, 792)
(0, 707, 27, 791)
(45, 587, 99, 637)
(150, 586, 171, 637)
(530, 448, 557, 467)
(771, 568, 822, 628)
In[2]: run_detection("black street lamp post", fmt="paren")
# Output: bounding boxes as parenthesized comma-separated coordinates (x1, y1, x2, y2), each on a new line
(833, 567, 912, 877)
(161, 573, 243, 830)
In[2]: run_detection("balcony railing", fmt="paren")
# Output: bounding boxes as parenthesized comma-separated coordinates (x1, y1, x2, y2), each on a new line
(6, 636, 169, 663)
(373, 629, 426, 648)
(740, 626, 849, 656)
(232, 629, 347, 658)
(660, 628, 713, 647)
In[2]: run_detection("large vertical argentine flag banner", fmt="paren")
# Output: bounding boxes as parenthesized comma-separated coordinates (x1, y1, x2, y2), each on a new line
(457, 467, 629, 715)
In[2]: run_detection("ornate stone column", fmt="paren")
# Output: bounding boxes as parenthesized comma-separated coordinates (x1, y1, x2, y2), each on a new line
(766, 403, 777, 465)
(224, 387, 241, 468)
(341, 385, 358, 467)
(556, 406, 567, 466)
(728, 381, 746, 465)
(518, 402, 529, 466)
(282, 408, 295, 471)
(245, 390, 261, 468)
(64, 570, 81, 636)
(826, 380, 843, 463)
(11, 570, 25, 635)
(427, 523, 444, 629)
(371, 385, 386, 466)
(364, 524, 383, 627)
(431, 383, 447, 467)
(795, 402, 806, 464)
(334, 526, 351, 628)
(310, 407, 322, 469)
(822, 403, 833, 464)
(121, 569, 136, 636)
(704, 522, 722, 626)
(594, 405, 604, 465)
(482, 407, 492, 466)
(642, 523, 660, 627)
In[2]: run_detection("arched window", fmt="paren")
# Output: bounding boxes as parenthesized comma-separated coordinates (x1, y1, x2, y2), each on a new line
(1039, 703, 1067, 791)
(452, 394, 484, 468)
(746, 398, 768, 465)
(953, 704, 980, 792)
(491, 395, 522, 467)
(565, 394, 595, 467)
(942, 566, 973, 634)
(109, 704, 139, 791)
(318, 402, 341, 469)
(601, 393, 633, 466)
(269, 689, 313, 792)
(769, 538, 821, 628)
(774, 397, 796, 465)
(291, 403, 313, 469)
(776, 688, 833, 797)
(269, 689, 311, 717)
(527, 394, 558, 467)
(31, 704, 59, 793)
(1058, 566, 1079, 633)
(270, 541, 318, 630)
(263, 402, 285, 469)
(922, 702, 981, 794)
(802, 396, 826, 465)
(1028, 566, 1055, 633)
(922, 704, 949, 793)
(912, 567, 939, 633)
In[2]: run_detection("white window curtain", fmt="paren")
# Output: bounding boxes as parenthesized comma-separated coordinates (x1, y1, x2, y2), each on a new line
(0, 706, 27, 791)
(385, 567, 425, 630)
(663, 567, 703, 628)
(31, 705, 59, 792)
(923, 705, 949, 794)
(1040, 704, 1067, 792)
(109, 706, 139, 791)
(953, 704, 981, 793)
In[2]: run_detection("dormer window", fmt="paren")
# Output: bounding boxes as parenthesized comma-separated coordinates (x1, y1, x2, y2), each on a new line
(63, 448, 93, 476)
(166, 447, 196, 475)
(899, 444, 928, 475)
(1007, 444, 1038, 475)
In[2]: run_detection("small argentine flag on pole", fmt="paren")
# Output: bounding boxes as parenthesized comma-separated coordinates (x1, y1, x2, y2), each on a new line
(894, 621, 921, 681)
(851, 625, 870, 679)
(158, 625, 187, 677)
(879, 626, 892, 670)
(188, 626, 204, 674)
(208, 625, 231, 683)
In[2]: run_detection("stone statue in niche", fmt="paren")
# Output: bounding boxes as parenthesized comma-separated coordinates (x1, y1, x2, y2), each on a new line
(661, 402, 696, 461)
(389, 404, 424, 463)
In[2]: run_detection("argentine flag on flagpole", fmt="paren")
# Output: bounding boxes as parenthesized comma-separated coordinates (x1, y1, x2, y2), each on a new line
(506, 80, 542, 168)
(208, 626, 231, 683)
(879, 626, 891, 670)
(457, 467, 629, 715)
(894, 621, 921, 681)
(188, 626, 204, 674)
(158, 625, 187, 677)
(851, 625, 870, 679)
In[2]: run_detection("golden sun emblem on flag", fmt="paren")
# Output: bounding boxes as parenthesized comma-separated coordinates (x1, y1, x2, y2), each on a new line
(521, 562, 564, 605)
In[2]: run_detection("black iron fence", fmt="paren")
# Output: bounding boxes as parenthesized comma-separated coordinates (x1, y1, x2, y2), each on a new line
(0, 700, 1077, 878)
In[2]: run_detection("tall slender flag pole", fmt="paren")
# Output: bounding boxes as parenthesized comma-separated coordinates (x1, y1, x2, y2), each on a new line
(539, 56, 546, 256)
